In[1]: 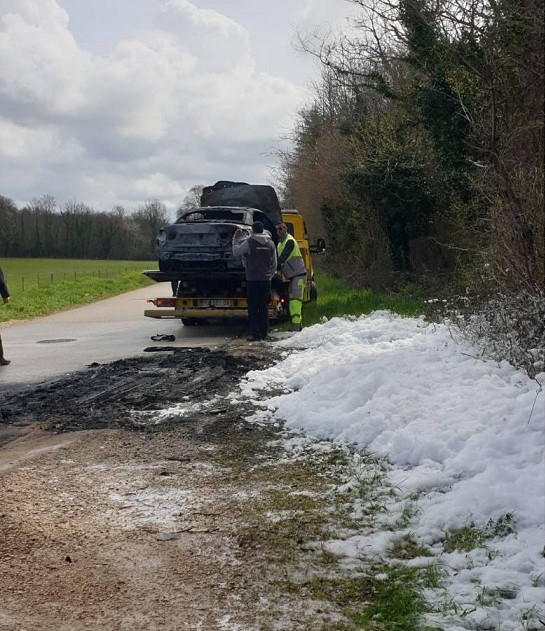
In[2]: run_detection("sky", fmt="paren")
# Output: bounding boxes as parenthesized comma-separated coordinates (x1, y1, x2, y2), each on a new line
(0, 0, 358, 216)
(228, 313, 545, 630)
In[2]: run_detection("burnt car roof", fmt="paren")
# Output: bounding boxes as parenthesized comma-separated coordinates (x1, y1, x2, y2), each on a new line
(175, 206, 265, 225)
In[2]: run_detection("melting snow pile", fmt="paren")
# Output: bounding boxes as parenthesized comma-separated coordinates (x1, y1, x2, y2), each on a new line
(235, 312, 544, 630)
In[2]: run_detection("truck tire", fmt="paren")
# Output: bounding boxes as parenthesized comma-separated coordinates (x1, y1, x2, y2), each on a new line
(310, 281, 318, 302)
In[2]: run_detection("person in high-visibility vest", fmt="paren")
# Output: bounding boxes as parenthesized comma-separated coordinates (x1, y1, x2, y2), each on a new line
(275, 223, 307, 332)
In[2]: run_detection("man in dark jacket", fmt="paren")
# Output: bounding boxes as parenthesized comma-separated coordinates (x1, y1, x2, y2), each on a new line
(0, 265, 10, 366)
(232, 221, 277, 341)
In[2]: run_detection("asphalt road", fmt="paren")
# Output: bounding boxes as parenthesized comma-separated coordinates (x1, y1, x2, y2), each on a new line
(0, 284, 245, 390)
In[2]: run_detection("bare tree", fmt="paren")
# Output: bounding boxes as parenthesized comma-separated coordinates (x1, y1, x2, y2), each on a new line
(27, 195, 59, 257)
(0, 196, 19, 256)
(132, 200, 169, 256)
(178, 185, 204, 216)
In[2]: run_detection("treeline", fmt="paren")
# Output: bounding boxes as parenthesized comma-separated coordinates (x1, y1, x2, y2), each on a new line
(0, 195, 169, 260)
(277, 0, 544, 299)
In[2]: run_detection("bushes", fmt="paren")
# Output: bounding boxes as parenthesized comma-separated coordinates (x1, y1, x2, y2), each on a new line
(277, 0, 544, 372)
(455, 289, 545, 379)
(424, 276, 545, 379)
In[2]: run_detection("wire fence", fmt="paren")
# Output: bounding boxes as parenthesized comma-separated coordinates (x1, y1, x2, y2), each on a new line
(15, 267, 146, 291)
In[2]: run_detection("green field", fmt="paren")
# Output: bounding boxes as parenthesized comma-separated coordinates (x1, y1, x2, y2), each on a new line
(0, 258, 155, 322)
(1, 258, 155, 291)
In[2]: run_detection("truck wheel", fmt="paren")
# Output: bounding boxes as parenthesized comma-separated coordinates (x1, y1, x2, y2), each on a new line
(310, 281, 318, 302)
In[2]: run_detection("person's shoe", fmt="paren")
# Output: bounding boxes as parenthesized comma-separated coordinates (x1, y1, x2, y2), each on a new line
(0, 358, 10, 366)
(290, 323, 302, 332)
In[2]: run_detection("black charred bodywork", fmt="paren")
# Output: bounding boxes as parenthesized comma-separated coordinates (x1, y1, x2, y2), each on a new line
(143, 182, 282, 295)
(152, 206, 276, 278)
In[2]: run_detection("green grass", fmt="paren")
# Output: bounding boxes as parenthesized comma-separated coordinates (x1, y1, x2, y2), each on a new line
(389, 534, 433, 560)
(297, 566, 431, 631)
(222, 430, 439, 630)
(2, 258, 154, 290)
(0, 258, 155, 321)
(303, 273, 424, 326)
(350, 567, 428, 631)
(443, 513, 517, 553)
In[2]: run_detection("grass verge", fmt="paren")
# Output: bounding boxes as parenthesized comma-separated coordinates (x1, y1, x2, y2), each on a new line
(303, 273, 424, 326)
(209, 414, 432, 630)
(0, 258, 154, 321)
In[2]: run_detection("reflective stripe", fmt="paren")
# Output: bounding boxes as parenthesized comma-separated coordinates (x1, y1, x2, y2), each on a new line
(278, 234, 306, 279)
(289, 276, 305, 301)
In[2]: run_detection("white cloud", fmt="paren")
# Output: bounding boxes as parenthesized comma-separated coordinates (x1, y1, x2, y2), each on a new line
(2, 0, 69, 27)
(0, 2, 89, 116)
(0, 0, 308, 211)
(298, 0, 360, 33)
(156, 0, 252, 73)
(0, 118, 51, 159)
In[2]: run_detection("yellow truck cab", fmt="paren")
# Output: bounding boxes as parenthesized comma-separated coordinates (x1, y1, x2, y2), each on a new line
(277, 209, 324, 303)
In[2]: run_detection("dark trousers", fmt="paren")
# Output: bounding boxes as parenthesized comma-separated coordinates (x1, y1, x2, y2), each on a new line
(246, 280, 271, 339)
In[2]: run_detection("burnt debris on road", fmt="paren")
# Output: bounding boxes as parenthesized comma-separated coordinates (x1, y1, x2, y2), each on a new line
(0, 343, 277, 434)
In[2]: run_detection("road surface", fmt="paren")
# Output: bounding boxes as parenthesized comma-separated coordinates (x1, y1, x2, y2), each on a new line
(0, 283, 245, 389)
(0, 288, 361, 631)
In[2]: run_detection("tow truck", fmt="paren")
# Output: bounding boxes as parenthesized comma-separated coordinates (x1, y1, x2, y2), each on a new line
(143, 182, 325, 325)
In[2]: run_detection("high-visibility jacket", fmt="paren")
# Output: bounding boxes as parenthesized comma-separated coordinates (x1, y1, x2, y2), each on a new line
(277, 234, 306, 279)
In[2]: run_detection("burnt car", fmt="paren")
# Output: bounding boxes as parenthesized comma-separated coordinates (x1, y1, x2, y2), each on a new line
(144, 182, 282, 297)
(156, 205, 277, 278)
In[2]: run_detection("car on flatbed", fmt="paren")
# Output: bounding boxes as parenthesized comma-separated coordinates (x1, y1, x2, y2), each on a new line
(143, 182, 324, 325)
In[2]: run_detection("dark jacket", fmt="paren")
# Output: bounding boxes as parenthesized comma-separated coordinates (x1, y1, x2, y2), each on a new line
(232, 232, 277, 281)
(0, 266, 9, 300)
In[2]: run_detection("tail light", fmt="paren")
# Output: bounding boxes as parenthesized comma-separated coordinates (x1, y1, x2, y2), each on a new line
(269, 295, 287, 307)
(154, 298, 176, 307)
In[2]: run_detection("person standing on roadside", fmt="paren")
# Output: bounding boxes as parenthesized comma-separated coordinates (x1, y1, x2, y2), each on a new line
(0, 265, 11, 366)
(275, 223, 307, 331)
(232, 221, 277, 341)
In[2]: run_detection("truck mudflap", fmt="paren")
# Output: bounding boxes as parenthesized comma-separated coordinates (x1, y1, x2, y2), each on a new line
(144, 295, 286, 320)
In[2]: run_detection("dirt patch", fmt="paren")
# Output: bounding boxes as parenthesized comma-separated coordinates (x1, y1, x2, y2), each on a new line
(0, 341, 366, 630)
(0, 427, 273, 631)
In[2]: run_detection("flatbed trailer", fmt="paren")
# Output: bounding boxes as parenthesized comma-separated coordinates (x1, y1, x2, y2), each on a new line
(144, 291, 287, 324)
